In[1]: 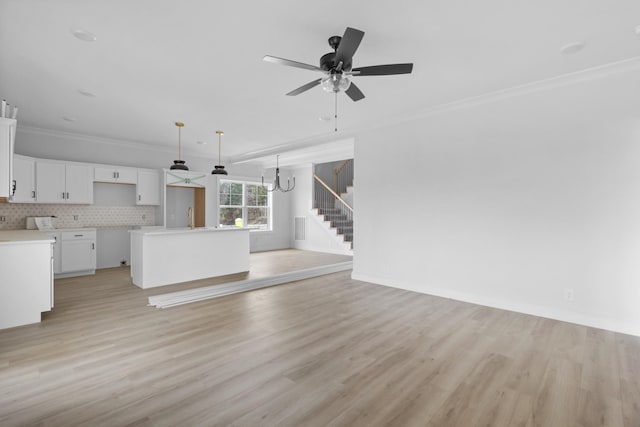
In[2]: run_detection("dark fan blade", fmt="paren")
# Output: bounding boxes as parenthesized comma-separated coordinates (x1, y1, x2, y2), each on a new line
(263, 55, 324, 72)
(345, 82, 365, 102)
(286, 78, 322, 96)
(335, 27, 364, 67)
(351, 63, 413, 76)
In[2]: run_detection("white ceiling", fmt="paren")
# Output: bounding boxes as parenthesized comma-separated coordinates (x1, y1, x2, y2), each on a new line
(1, 0, 639, 164)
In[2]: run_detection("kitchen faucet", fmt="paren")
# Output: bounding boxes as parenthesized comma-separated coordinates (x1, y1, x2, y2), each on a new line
(187, 207, 195, 229)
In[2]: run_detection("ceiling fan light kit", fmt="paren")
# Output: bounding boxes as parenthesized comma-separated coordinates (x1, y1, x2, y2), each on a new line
(211, 130, 228, 175)
(170, 121, 189, 170)
(264, 26, 413, 131)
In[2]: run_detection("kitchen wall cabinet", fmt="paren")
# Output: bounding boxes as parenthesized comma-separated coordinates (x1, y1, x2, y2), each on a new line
(60, 229, 96, 275)
(0, 118, 16, 198)
(166, 170, 207, 188)
(137, 170, 160, 205)
(36, 161, 93, 204)
(11, 155, 36, 202)
(94, 166, 137, 184)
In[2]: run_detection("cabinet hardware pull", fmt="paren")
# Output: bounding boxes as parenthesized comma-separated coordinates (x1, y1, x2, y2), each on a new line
(138, 195, 141, 201)
(32, 190, 35, 198)
(74, 234, 83, 237)
(66, 192, 69, 199)
(62, 192, 65, 199)
(92, 243, 95, 250)
(11, 180, 16, 196)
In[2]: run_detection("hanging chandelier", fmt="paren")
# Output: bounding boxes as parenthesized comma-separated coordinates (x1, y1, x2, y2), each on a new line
(211, 130, 228, 175)
(170, 121, 189, 170)
(262, 155, 295, 192)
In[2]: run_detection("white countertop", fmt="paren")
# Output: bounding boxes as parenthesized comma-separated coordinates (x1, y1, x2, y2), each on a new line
(0, 230, 55, 245)
(129, 227, 249, 236)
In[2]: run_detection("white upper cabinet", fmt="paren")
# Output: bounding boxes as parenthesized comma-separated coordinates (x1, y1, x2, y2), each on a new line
(94, 166, 137, 184)
(165, 170, 207, 188)
(36, 161, 93, 204)
(0, 118, 16, 198)
(11, 155, 36, 202)
(137, 170, 160, 205)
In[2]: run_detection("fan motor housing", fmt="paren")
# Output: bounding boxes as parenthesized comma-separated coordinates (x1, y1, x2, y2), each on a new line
(320, 52, 352, 72)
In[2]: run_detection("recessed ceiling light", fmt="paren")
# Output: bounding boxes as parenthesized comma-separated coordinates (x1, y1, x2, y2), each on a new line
(78, 89, 96, 97)
(71, 29, 97, 42)
(62, 116, 77, 122)
(635, 25, 640, 36)
(319, 115, 332, 122)
(196, 140, 207, 145)
(560, 41, 585, 55)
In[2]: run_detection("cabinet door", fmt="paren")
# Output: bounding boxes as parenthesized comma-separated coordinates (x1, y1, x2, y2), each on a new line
(36, 161, 66, 203)
(116, 168, 138, 184)
(166, 170, 207, 188)
(46, 232, 62, 274)
(94, 167, 137, 184)
(0, 118, 16, 198)
(11, 156, 36, 202)
(65, 164, 94, 204)
(137, 170, 160, 205)
(94, 167, 118, 183)
(61, 240, 96, 272)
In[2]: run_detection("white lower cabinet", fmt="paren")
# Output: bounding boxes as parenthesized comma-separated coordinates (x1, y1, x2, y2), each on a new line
(57, 229, 97, 277)
(44, 231, 62, 274)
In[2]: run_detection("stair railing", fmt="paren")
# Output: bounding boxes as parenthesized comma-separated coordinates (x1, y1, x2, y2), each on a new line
(313, 174, 353, 224)
(333, 159, 353, 195)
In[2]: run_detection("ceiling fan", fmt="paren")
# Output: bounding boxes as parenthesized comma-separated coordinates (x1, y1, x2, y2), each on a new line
(263, 27, 414, 103)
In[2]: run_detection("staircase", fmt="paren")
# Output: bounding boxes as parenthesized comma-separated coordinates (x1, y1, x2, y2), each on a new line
(316, 206, 353, 247)
(313, 159, 354, 250)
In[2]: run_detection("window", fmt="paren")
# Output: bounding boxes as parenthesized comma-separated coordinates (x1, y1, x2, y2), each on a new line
(219, 180, 271, 231)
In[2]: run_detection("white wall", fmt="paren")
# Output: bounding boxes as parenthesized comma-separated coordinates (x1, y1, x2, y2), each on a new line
(353, 65, 640, 336)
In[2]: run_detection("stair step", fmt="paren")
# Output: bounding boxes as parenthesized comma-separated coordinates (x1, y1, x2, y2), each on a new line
(331, 221, 352, 228)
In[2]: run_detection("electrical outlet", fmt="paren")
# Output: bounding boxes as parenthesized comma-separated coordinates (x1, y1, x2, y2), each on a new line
(120, 260, 127, 266)
(73, 215, 79, 221)
(0, 216, 5, 222)
(564, 288, 574, 302)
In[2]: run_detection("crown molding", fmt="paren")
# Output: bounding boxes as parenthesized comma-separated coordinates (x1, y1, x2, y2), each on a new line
(372, 56, 640, 131)
(16, 125, 211, 159)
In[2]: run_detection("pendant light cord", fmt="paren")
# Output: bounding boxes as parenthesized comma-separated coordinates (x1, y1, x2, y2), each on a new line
(178, 126, 182, 160)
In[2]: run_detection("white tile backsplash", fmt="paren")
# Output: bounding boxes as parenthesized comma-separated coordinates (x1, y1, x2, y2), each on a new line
(0, 203, 156, 230)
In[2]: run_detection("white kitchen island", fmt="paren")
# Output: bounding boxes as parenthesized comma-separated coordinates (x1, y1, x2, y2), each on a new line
(130, 227, 250, 288)
(0, 230, 54, 329)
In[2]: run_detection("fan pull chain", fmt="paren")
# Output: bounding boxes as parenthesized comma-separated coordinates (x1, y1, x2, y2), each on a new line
(334, 91, 338, 132)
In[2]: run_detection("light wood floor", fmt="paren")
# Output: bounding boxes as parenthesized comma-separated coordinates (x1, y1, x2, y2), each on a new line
(0, 250, 639, 426)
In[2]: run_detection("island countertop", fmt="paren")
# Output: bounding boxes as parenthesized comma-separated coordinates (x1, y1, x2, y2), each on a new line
(0, 230, 55, 245)
(129, 226, 248, 236)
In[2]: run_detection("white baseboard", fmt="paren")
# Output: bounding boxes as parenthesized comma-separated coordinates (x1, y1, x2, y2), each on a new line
(351, 272, 640, 337)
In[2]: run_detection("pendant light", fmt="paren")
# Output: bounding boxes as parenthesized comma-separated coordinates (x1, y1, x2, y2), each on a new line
(170, 121, 189, 170)
(211, 130, 228, 175)
(262, 155, 295, 192)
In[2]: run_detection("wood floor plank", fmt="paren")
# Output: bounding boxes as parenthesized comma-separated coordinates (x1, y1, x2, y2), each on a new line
(0, 249, 638, 426)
